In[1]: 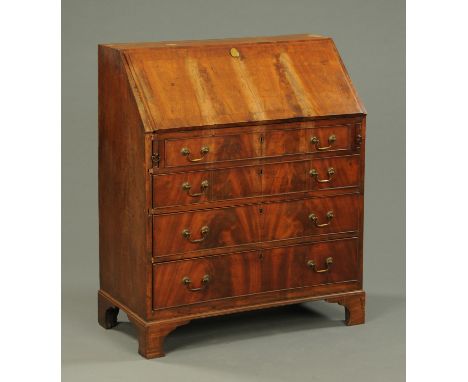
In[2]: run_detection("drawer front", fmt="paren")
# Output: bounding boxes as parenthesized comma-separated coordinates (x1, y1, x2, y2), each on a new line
(153, 251, 263, 309)
(159, 122, 358, 168)
(262, 239, 358, 291)
(262, 160, 309, 195)
(262, 194, 359, 241)
(153, 170, 211, 207)
(152, 156, 359, 208)
(152, 238, 358, 309)
(164, 133, 261, 167)
(309, 155, 360, 190)
(153, 194, 358, 256)
(153, 205, 262, 256)
(264, 125, 353, 157)
(212, 165, 262, 201)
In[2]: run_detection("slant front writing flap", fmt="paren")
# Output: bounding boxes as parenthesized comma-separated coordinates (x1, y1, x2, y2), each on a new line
(118, 35, 365, 131)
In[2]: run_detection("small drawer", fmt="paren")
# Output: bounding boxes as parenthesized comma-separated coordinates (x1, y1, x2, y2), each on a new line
(263, 124, 354, 157)
(153, 205, 262, 256)
(152, 238, 358, 309)
(262, 194, 360, 241)
(164, 133, 262, 167)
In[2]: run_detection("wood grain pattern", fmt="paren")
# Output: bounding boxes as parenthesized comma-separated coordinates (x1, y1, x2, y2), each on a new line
(212, 165, 262, 201)
(261, 160, 309, 195)
(152, 194, 359, 257)
(152, 170, 211, 207)
(309, 155, 360, 190)
(151, 155, 359, 208)
(262, 194, 360, 241)
(153, 238, 358, 309)
(165, 133, 261, 167)
(117, 36, 364, 132)
(153, 205, 262, 256)
(98, 45, 148, 318)
(98, 35, 367, 359)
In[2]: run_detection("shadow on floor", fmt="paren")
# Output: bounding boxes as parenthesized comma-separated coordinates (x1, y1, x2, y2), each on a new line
(112, 299, 368, 354)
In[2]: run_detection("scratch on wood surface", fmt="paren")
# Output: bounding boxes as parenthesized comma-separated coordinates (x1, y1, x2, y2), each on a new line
(278, 52, 318, 116)
(231, 58, 267, 120)
(185, 57, 217, 125)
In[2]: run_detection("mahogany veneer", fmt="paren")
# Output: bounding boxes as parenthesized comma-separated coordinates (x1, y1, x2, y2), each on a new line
(98, 34, 367, 359)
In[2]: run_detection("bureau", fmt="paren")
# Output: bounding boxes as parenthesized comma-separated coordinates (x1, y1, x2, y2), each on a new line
(98, 34, 367, 359)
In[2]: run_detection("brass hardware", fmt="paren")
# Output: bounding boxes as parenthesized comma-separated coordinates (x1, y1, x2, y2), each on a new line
(309, 211, 334, 227)
(310, 134, 336, 150)
(151, 153, 160, 164)
(356, 134, 362, 150)
(181, 146, 210, 162)
(182, 274, 210, 292)
(307, 257, 333, 273)
(230, 47, 240, 58)
(182, 180, 209, 197)
(309, 167, 335, 183)
(182, 226, 209, 243)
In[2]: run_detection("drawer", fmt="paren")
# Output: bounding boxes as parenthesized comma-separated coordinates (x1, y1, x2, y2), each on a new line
(263, 124, 353, 157)
(262, 194, 359, 241)
(152, 238, 359, 309)
(164, 133, 262, 167)
(153, 205, 262, 256)
(152, 194, 359, 256)
(152, 156, 359, 208)
(159, 123, 358, 168)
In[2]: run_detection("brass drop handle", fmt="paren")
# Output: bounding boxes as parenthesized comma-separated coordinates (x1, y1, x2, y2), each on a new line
(182, 274, 210, 291)
(182, 180, 209, 197)
(307, 257, 333, 273)
(310, 134, 336, 150)
(309, 211, 334, 227)
(181, 146, 210, 162)
(310, 167, 335, 183)
(182, 226, 209, 243)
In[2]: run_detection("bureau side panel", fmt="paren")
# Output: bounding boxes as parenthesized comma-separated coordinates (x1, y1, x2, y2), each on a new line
(357, 116, 366, 289)
(98, 46, 148, 318)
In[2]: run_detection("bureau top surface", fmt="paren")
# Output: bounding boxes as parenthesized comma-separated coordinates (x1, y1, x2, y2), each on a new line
(101, 34, 366, 132)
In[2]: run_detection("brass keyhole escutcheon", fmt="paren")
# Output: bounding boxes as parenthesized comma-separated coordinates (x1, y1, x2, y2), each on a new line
(230, 47, 240, 58)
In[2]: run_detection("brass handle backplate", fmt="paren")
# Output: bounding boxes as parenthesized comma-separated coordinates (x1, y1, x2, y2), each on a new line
(309, 211, 334, 227)
(310, 167, 335, 183)
(181, 146, 210, 162)
(310, 134, 336, 151)
(182, 180, 209, 197)
(307, 257, 333, 273)
(182, 226, 210, 243)
(182, 274, 210, 291)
